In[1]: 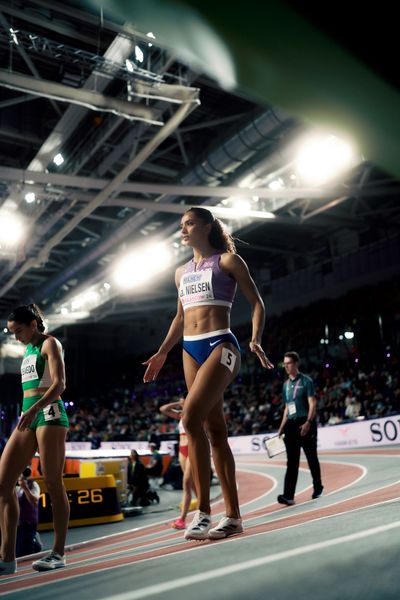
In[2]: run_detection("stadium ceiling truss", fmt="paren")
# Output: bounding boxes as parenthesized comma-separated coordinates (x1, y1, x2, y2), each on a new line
(0, 0, 399, 330)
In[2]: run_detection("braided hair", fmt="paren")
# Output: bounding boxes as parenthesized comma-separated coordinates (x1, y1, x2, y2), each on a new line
(7, 304, 46, 332)
(185, 207, 236, 254)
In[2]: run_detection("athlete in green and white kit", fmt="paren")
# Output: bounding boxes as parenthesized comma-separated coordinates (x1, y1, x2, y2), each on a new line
(0, 304, 70, 575)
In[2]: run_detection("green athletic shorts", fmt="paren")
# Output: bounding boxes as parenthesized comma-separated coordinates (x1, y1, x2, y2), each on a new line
(22, 395, 69, 430)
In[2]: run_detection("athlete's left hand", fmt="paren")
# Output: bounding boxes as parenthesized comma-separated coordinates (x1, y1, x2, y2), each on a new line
(17, 406, 38, 431)
(249, 342, 274, 369)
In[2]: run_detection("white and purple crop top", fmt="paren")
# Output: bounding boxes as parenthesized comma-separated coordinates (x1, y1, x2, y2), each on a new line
(178, 254, 237, 311)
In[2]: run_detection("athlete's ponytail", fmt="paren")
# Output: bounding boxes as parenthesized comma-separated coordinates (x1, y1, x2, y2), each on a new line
(7, 304, 46, 332)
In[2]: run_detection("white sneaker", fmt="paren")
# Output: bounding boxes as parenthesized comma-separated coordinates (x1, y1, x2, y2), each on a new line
(32, 551, 66, 571)
(184, 510, 212, 540)
(0, 559, 16, 575)
(208, 516, 243, 539)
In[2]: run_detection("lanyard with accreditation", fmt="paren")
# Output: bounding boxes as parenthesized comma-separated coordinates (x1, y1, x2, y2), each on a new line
(285, 378, 302, 417)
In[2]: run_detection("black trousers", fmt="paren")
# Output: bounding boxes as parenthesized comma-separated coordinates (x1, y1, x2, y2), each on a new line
(283, 418, 322, 500)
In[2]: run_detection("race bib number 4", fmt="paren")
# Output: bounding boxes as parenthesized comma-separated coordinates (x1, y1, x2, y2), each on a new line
(43, 402, 61, 421)
(21, 355, 39, 383)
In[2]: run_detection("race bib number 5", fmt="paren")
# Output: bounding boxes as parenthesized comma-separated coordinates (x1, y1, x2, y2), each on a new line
(220, 347, 236, 373)
(43, 402, 61, 421)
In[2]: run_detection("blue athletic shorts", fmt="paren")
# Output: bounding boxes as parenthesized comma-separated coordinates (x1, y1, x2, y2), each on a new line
(183, 328, 240, 365)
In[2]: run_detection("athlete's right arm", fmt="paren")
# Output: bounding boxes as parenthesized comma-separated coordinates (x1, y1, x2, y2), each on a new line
(159, 401, 183, 419)
(142, 267, 184, 383)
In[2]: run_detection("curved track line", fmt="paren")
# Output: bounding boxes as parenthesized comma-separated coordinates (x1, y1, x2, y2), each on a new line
(210, 468, 277, 516)
(239, 479, 400, 537)
(2, 490, 400, 597)
(94, 519, 400, 600)
(1, 453, 397, 595)
(322, 448, 400, 456)
(243, 459, 366, 520)
(2, 468, 274, 580)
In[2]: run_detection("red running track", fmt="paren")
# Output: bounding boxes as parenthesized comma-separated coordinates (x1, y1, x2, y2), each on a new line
(0, 448, 399, 596)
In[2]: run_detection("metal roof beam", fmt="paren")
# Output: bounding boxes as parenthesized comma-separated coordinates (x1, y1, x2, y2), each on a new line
(0, 1, 102, 46)
(29, 0, 152, 44)
(0, 10, 62, 116)
(0, 89, 199, 298)
(0, 167, 333, 200)
(0, 94, 38, 109)
(0, 69, 162, 124)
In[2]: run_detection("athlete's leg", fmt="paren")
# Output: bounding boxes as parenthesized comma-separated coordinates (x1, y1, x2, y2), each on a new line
(182, 344, 240, 515)
(178, 452, 186, 475)
(179, 456, 193, 522)
(0, 428, 37, 561)
(36, 427, 69, 555)
(182, 351, 210, 512)
(205, 400, 240, 519)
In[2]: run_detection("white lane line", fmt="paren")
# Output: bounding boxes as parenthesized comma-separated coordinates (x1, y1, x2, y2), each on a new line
(103, 519, 400, 600)
(1, 498, 399, 597)
(243, 477, 400, 528)
(12, 468, 278, 579)
(318, 459, 368, 493)
(21, 457, 362, 569)
(321, 450, 400, 457)
(7, 469, 278, 580)
(14, 461, 370, 575)
(12, 459, 379, 579)
(239, 459, 368, 524)
(8, 460, 390, 581)
(239, 496, 400, 545)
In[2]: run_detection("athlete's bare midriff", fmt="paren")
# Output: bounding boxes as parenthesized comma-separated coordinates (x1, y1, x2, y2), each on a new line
(183, 305, 231, 336)
(23, 387, 50, 398)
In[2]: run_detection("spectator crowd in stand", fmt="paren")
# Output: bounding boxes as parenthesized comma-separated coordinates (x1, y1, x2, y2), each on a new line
(1, 278, 399, 446)
(63, 360, 400, 446)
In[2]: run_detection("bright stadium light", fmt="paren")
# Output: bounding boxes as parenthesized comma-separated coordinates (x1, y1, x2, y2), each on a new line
(53, 153, 64, 166)
(9, 28, 19, 45)
(146, 31, 155, 47)
(344, 331, 355, 340)
(125, 59, 135, 73)
(230, 198, 251, 215)
(295, 134, 356, 185)
(114, 243, 172, 289)
(70, 288, 101, 311)
(83, 290, 100, 304)
(135, 45, 144, 63)
(71, 295, 86, 311)
(0, 211, 24, 245)
(24, 192, 36, 204)
(268, 178, 284, 191)
(1, 339, 25, 358)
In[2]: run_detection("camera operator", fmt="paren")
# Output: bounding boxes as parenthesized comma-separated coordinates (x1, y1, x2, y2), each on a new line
(16, 467, 42, 557)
